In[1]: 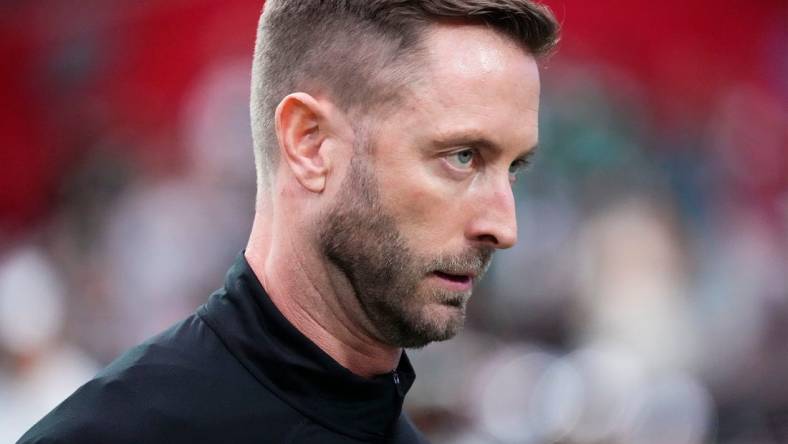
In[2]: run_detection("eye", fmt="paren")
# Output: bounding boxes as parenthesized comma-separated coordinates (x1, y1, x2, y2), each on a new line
(508, 158, 531, 181)
(446, 149, 476, 170)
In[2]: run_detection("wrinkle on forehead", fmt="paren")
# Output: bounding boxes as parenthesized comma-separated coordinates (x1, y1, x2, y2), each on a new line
(392, 24, 539, 102)
(422, 23, 540, 85)
(410, 24, 541, 122)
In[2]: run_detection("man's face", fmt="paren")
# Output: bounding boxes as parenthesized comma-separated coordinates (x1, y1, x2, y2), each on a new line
(320, 24, 541, 348)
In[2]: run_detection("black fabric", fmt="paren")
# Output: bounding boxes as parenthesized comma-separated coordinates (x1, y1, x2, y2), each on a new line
(18, 254, 429, 444)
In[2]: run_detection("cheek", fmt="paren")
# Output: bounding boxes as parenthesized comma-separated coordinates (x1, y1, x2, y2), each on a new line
(377, 163, 466, 246)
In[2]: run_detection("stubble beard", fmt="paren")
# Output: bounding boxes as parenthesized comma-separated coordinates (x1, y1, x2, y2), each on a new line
(319, 153, 493, 349)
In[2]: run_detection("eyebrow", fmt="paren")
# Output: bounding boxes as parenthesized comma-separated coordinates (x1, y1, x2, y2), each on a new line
(518, 145, 538, 163)
(432, 133, 538, 163)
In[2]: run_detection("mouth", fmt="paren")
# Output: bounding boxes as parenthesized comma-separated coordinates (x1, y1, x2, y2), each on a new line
(431, 270, 474, 292)
(433, 271, 472, 283)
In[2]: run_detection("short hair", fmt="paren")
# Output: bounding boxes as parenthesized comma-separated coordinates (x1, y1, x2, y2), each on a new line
(250, 0, 560, 192)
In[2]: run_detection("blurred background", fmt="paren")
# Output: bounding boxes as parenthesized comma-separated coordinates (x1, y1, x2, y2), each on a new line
(0, 1, 785, 442)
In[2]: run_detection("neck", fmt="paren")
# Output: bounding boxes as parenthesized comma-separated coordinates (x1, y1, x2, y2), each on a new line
(245, 212, 402, 378)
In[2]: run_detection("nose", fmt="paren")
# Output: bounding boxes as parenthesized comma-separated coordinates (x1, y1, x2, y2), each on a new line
(466, 176, 518, 249)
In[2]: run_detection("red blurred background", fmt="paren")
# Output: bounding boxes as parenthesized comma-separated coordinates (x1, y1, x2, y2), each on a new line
(0, 0, 788, 232)
(1, 0, 784, 232)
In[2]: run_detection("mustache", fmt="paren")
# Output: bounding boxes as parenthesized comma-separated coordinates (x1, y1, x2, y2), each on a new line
(425, 246, 495, 279)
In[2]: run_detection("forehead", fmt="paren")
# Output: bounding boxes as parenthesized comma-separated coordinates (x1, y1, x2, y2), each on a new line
(398, 23, 542, 147)
(422, 23, 538, 84)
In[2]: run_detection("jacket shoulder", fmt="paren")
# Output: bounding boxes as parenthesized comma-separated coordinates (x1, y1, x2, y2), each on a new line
(18, 314, 302, 444)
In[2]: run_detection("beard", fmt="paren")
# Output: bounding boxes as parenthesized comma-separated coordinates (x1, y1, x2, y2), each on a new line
(319, 152, 493, 349)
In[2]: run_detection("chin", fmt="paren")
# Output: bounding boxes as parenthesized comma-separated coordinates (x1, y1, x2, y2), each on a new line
(397, 302, 466, 349)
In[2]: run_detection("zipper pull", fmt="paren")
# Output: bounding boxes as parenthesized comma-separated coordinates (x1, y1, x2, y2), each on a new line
(392, 370, 404, 397)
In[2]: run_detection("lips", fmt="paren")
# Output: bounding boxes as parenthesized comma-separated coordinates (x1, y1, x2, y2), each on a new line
(430, 271, 474, 302)
(433, 271, 472, 284)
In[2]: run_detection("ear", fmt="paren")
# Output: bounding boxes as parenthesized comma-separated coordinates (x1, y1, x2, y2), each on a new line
(275, 92, 331, 193)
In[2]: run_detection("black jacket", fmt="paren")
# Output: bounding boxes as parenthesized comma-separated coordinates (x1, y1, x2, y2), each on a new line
(19, 255, 428, 443)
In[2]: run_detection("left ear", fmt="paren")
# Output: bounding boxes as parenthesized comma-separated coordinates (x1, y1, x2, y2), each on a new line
(275, 92, 332, 193)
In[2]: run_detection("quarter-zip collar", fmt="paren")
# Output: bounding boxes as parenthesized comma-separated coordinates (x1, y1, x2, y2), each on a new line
(198, 253, 416, 441)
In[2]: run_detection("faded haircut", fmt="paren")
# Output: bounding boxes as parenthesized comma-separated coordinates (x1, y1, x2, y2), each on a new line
(250, 0, 560, 193)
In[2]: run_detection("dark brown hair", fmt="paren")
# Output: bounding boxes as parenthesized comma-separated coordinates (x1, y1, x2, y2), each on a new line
(250, 0, 560, 189)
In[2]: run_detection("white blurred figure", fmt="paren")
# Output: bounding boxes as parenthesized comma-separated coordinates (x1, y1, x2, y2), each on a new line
(462, 342, 714, 444)
(542, 346, 714, 444)
(528, 350, 584, 442)
(696, 210, 780, 398)
(560, 345, 646, 443)
(574, 197, 699, 374)
(469, 345, 579, 444)
(181, 58, 257, 190)
(0, 246, 98, 442)
(95, 58, 254, 350)
(564, 196, 717, 442)
(620, 374, 714, 444)
(98, 179, 247, 346)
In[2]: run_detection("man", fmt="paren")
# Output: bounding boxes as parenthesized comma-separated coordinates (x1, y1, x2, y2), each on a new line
(19, 1, 558, 442)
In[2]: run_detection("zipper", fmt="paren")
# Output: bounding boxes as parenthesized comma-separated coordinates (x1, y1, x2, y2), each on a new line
(392, 370, 404, 397)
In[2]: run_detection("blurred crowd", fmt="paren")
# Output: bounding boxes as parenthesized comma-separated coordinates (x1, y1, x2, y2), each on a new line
(0, 1, 785, 443)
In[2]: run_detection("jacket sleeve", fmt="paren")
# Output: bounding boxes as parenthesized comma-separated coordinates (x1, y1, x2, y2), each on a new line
(17, 375, 142, 444)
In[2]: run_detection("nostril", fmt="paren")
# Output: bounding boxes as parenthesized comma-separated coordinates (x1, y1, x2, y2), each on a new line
(475, 234, 499, 246)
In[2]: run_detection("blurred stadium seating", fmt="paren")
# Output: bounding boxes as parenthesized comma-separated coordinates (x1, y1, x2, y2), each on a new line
(0, 1, 785, 442)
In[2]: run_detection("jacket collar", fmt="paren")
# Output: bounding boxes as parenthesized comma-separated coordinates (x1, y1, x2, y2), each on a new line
(198, 253, 416, 441)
